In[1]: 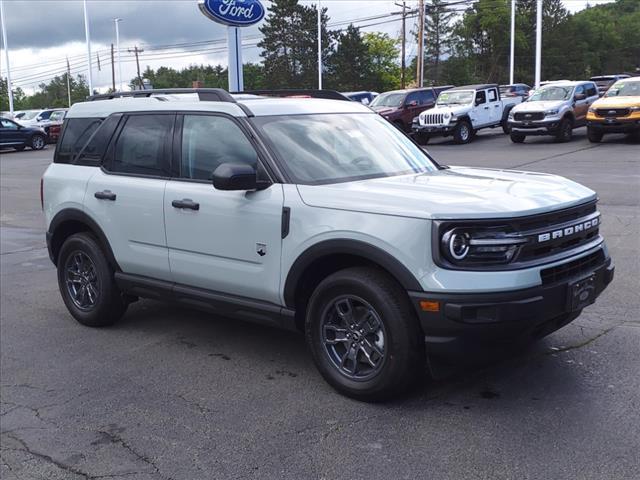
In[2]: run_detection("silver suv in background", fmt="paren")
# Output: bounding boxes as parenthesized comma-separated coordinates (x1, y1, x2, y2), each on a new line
(508, 81, 599, 143)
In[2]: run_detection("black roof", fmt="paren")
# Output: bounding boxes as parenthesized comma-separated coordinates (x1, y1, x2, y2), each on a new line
(449, 84, 499, 91)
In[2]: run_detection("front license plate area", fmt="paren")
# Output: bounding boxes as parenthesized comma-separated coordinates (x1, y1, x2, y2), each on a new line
(567, 273, 596, 312)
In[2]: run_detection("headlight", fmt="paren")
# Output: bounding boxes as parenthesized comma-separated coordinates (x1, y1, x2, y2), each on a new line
(629, 106, 640, 112)
(412, 116, 419, 125)
(439, 227, 527, 266)
(444, 112, 451, 119)
(545, 109, 559, 116)
(588, 107, 596, 113)
(508, 112, 514, 119)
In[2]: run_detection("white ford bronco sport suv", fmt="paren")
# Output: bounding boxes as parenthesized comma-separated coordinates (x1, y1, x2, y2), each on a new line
(411, 84, 521, 144)
(43, 88, 614, 401)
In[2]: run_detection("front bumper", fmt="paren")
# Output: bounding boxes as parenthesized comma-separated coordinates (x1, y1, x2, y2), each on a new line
(409, 251, 614, 361)
(587, 119, 640, 134)
(412, 123, 456, 136)
(509, 118, 561, 135)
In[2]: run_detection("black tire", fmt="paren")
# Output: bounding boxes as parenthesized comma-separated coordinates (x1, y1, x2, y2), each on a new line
(13, 145, 25, 151)
(453, 120, 472, 144)
(30, 134, 46, 150)
(305, 267, 425, 401)
(415, 133, 430, 145)
(502, 120, 511, 135)
(555, 117, 573, 142)
(587, 128, 603, 143)
(57, 232, 127, 327)
(510, 132, 526, 143)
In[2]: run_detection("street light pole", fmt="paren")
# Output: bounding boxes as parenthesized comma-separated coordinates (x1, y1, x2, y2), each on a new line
(83, 0, 94, 94)
(0, 0, 14, 115)
(510, 0, 515, 85)
(534, 0, 542, 88)
(114, 18, 123, 91)
(317, 1, 322, 89)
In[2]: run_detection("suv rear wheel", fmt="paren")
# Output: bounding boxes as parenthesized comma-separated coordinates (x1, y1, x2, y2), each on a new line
(30, 134, 46, 150)
(57, 233, 127, 327)
(305, 267, 424, 401)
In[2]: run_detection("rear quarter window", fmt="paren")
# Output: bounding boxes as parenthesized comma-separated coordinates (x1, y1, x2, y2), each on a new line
(55, 118, 103, 164)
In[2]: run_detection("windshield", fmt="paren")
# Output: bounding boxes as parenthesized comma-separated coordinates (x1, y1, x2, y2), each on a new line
(370, 92, 404, 108)
(253, 113, 437, 185)
(436, 91, 473, 106)
(605, 81, 640, 97)
(528, 86, 573, 101)
(20, 111, 40, 120)
(50, 111, 66, 121)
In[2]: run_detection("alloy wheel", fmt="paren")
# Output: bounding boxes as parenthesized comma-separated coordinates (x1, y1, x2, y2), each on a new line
(320, 295, 387, 381)
(32, 136, 45, 150)
(64, 251, 100, 311)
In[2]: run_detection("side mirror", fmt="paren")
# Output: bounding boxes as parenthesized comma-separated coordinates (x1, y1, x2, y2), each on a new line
(575, 93, 586, 101)
(212, 163, 266, 191)
(407, 100, 418, 107)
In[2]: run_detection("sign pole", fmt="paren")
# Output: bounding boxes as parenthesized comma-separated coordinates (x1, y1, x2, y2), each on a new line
(510, 0, 515, 85)
(534, 0, 542, 88)
(227, 26, 243, 92)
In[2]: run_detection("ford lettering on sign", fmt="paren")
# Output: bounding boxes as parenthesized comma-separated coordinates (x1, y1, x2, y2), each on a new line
(198, 0, 265, 27)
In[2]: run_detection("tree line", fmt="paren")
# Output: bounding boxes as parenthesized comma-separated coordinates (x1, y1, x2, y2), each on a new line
(3, 0, 639, 111)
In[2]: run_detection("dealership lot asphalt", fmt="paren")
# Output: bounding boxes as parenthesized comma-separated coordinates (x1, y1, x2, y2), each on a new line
(1, 128, 639, 479)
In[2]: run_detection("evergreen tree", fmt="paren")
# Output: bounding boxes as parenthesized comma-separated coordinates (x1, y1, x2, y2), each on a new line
(326, 25, 370, 91)
(423, 0, 456, 84)
(258, 0, 333, 88)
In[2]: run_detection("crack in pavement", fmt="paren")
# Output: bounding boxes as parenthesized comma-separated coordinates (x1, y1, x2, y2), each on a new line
(94, 428, 175, 480)
(547, 324, 619, 354)
(510, 143, 602, 170)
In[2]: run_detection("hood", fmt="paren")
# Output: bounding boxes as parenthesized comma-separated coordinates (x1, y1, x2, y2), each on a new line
(421, 105, 470, 115)
(513, 100, 565, 112)
(296, 167, 596, 220)
(592, 96, 640, 109)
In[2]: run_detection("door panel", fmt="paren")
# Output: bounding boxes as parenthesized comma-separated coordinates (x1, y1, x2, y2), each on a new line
(85, 170, 170, 280)
(164, 113, 284, 304)
(164, 183, 284, 303)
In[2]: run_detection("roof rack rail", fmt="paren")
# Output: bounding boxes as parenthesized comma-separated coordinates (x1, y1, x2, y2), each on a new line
(240, 89, 351, 101)
(88, 88, 237, 103)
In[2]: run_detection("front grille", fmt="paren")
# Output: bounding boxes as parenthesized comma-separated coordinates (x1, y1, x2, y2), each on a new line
(422, 113, 444, 125)
(514, 112, 545, 121)
(595, 108, 630, 118)
(540, 250, 605, 285)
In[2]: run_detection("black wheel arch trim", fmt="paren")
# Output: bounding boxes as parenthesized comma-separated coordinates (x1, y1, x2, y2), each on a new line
(47, 208, 120, 270)
(283, 239, 422, 308)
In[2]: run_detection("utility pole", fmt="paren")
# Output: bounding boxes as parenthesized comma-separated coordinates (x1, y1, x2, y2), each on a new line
(416, 0, 425, 87)
(395, 1, 409, 88)
(534, 0, 542, 88)
(110, 44, 116, 92)
(0, 0, 14, 115)
(128, 46, 144, 90)
(509, 0, 515, 84)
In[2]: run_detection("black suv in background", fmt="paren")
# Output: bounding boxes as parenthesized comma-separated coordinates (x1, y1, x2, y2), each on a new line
(370, 86, 453, 132)
(0, 118, 47, 151)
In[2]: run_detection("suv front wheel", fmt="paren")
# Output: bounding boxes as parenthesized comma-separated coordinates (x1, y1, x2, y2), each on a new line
(57, 233, 127, 327)
(305, 267, 424, 401)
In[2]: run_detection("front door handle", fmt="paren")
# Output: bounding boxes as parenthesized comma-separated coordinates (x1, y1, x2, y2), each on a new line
(94, 190, 116, 201)
(483, 106, 490, 110)
(172, 199, 200, 211)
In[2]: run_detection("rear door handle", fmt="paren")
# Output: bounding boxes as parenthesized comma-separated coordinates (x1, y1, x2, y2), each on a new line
(94, 190, 116, 201)
(483, 106, 490, 110)
(172, 199, 200, 211)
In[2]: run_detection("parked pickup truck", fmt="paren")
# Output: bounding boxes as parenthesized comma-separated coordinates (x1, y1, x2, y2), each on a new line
(412, 84, 521, 144)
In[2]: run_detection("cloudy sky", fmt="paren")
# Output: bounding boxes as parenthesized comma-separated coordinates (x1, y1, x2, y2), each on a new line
(1, 0, 616, 94)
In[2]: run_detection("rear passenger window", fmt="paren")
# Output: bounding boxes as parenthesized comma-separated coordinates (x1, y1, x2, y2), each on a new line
(586, 84, 597, 97)
(55, 118, 103, 164)
(488, 89, 497, 101)
(180, 115, 257, 181)
(110, 114, 173, 176)
(74, 115, 121, 166)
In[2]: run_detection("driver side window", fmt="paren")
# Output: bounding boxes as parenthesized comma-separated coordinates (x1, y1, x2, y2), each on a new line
(1, 119, 18, 129)
(180, 115, 258, 181)
(475, 90, 486, 105)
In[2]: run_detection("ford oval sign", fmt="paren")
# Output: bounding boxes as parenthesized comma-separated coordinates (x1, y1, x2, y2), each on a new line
(198, 0, 265, 27)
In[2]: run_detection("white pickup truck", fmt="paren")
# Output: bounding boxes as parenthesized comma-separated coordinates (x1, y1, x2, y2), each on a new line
(412, 83, 522, 144)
